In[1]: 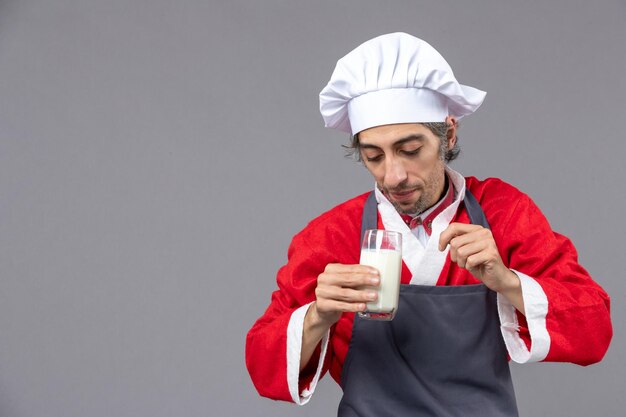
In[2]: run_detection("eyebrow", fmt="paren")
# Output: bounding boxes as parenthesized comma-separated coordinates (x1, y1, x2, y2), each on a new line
(359, 134, 427, 149)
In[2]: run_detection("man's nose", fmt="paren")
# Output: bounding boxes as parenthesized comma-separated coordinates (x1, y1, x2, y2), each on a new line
(384, 157, 408, 188)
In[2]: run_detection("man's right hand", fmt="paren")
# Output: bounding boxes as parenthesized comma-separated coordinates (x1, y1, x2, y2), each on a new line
(312, 263, 381, 326)
(300, 263, 380, 371)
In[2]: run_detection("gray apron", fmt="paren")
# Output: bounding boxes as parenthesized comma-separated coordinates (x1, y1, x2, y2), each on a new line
(337, 190, 518, 417)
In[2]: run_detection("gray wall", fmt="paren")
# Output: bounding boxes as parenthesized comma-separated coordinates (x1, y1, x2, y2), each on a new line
(0, 1, 624, 416)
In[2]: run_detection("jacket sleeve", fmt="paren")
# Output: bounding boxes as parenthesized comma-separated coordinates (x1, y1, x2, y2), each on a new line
(496, 193, 612, 365)
(245, 231, 333, 402)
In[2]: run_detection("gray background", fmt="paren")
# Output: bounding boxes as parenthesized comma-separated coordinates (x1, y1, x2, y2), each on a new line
(0, 1, 624, 416)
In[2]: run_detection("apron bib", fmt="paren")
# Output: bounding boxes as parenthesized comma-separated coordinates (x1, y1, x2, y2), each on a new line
(337, 190, 518, 417)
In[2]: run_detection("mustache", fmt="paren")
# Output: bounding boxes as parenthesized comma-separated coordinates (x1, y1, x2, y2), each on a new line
(384, 184, 422, 194)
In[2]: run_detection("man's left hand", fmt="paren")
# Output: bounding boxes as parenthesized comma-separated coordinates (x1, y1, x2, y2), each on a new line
(438, 223, 525, 315)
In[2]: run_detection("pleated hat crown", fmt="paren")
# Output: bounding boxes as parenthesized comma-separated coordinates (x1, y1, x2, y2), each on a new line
(319, 32, 486, 135)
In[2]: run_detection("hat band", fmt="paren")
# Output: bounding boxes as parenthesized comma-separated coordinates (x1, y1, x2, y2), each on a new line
(347, 88, 448, 135)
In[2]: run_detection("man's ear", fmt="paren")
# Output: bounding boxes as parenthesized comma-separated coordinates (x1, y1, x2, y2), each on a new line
(445, 116, 457, 149)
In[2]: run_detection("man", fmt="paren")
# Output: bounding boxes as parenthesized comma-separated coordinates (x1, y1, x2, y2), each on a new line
(246, 33, 612, 416)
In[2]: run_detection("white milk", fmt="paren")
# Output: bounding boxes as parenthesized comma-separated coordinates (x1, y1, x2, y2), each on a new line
(360, 249, 402, 313)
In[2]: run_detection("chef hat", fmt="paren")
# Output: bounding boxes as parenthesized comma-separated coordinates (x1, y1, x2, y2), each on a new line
(319, 32, 487, 135)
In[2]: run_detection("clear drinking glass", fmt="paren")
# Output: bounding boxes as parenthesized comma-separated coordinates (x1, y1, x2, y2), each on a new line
(358, 229, 402, 321)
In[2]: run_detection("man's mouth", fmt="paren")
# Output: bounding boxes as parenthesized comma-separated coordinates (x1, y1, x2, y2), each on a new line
(388, 188, 418, 203)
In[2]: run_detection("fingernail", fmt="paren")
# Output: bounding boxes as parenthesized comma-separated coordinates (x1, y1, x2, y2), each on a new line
(367, 291, 377, 300)
(369, 277, 380, 285)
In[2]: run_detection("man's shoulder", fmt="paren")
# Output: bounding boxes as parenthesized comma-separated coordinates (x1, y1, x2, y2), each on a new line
(464, 176, 534, 215)
(465, 176, 528, 201)
(295, 191, 371, 241)
(307, 191, 371, 227)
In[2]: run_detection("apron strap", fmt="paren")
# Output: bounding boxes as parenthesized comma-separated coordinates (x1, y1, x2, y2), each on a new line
(360, 190, 379, 239)
(464, 188, 490, 229)
(360, 188, 489, 241)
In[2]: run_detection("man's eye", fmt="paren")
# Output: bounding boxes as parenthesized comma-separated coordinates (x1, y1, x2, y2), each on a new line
(402, 148, 421, 156)
(366, 154, 383, 162)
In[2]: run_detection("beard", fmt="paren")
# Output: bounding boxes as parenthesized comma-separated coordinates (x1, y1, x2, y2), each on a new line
(379, 161, 447, 216)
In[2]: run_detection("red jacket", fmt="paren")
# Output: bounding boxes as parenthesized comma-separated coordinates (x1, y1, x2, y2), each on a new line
(246, 177, 612, 402)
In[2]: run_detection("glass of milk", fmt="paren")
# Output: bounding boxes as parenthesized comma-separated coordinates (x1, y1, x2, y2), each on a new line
(358, 229, 402, 321)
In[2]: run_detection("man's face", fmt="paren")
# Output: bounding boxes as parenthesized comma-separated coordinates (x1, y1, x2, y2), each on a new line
(358, 122, 454, 215)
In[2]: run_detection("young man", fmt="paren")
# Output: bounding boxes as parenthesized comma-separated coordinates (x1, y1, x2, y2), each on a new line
(246, 33, 612, 417)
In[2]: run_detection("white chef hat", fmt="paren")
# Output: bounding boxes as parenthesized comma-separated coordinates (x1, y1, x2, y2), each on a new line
(319, 32, 487, 135)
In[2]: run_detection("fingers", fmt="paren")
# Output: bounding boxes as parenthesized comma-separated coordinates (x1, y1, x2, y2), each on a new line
(316, 285, 376, 304)
(320, 263, 380, 287)
(438, 223, 483, 251)
(315, 263, 380, 316)
(315, 299, 367, 315)
(449, 240, 490, 269)
(441, 224, 497, 265)
(323, 263, 379, 277)
(438, 223, 511, 294)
